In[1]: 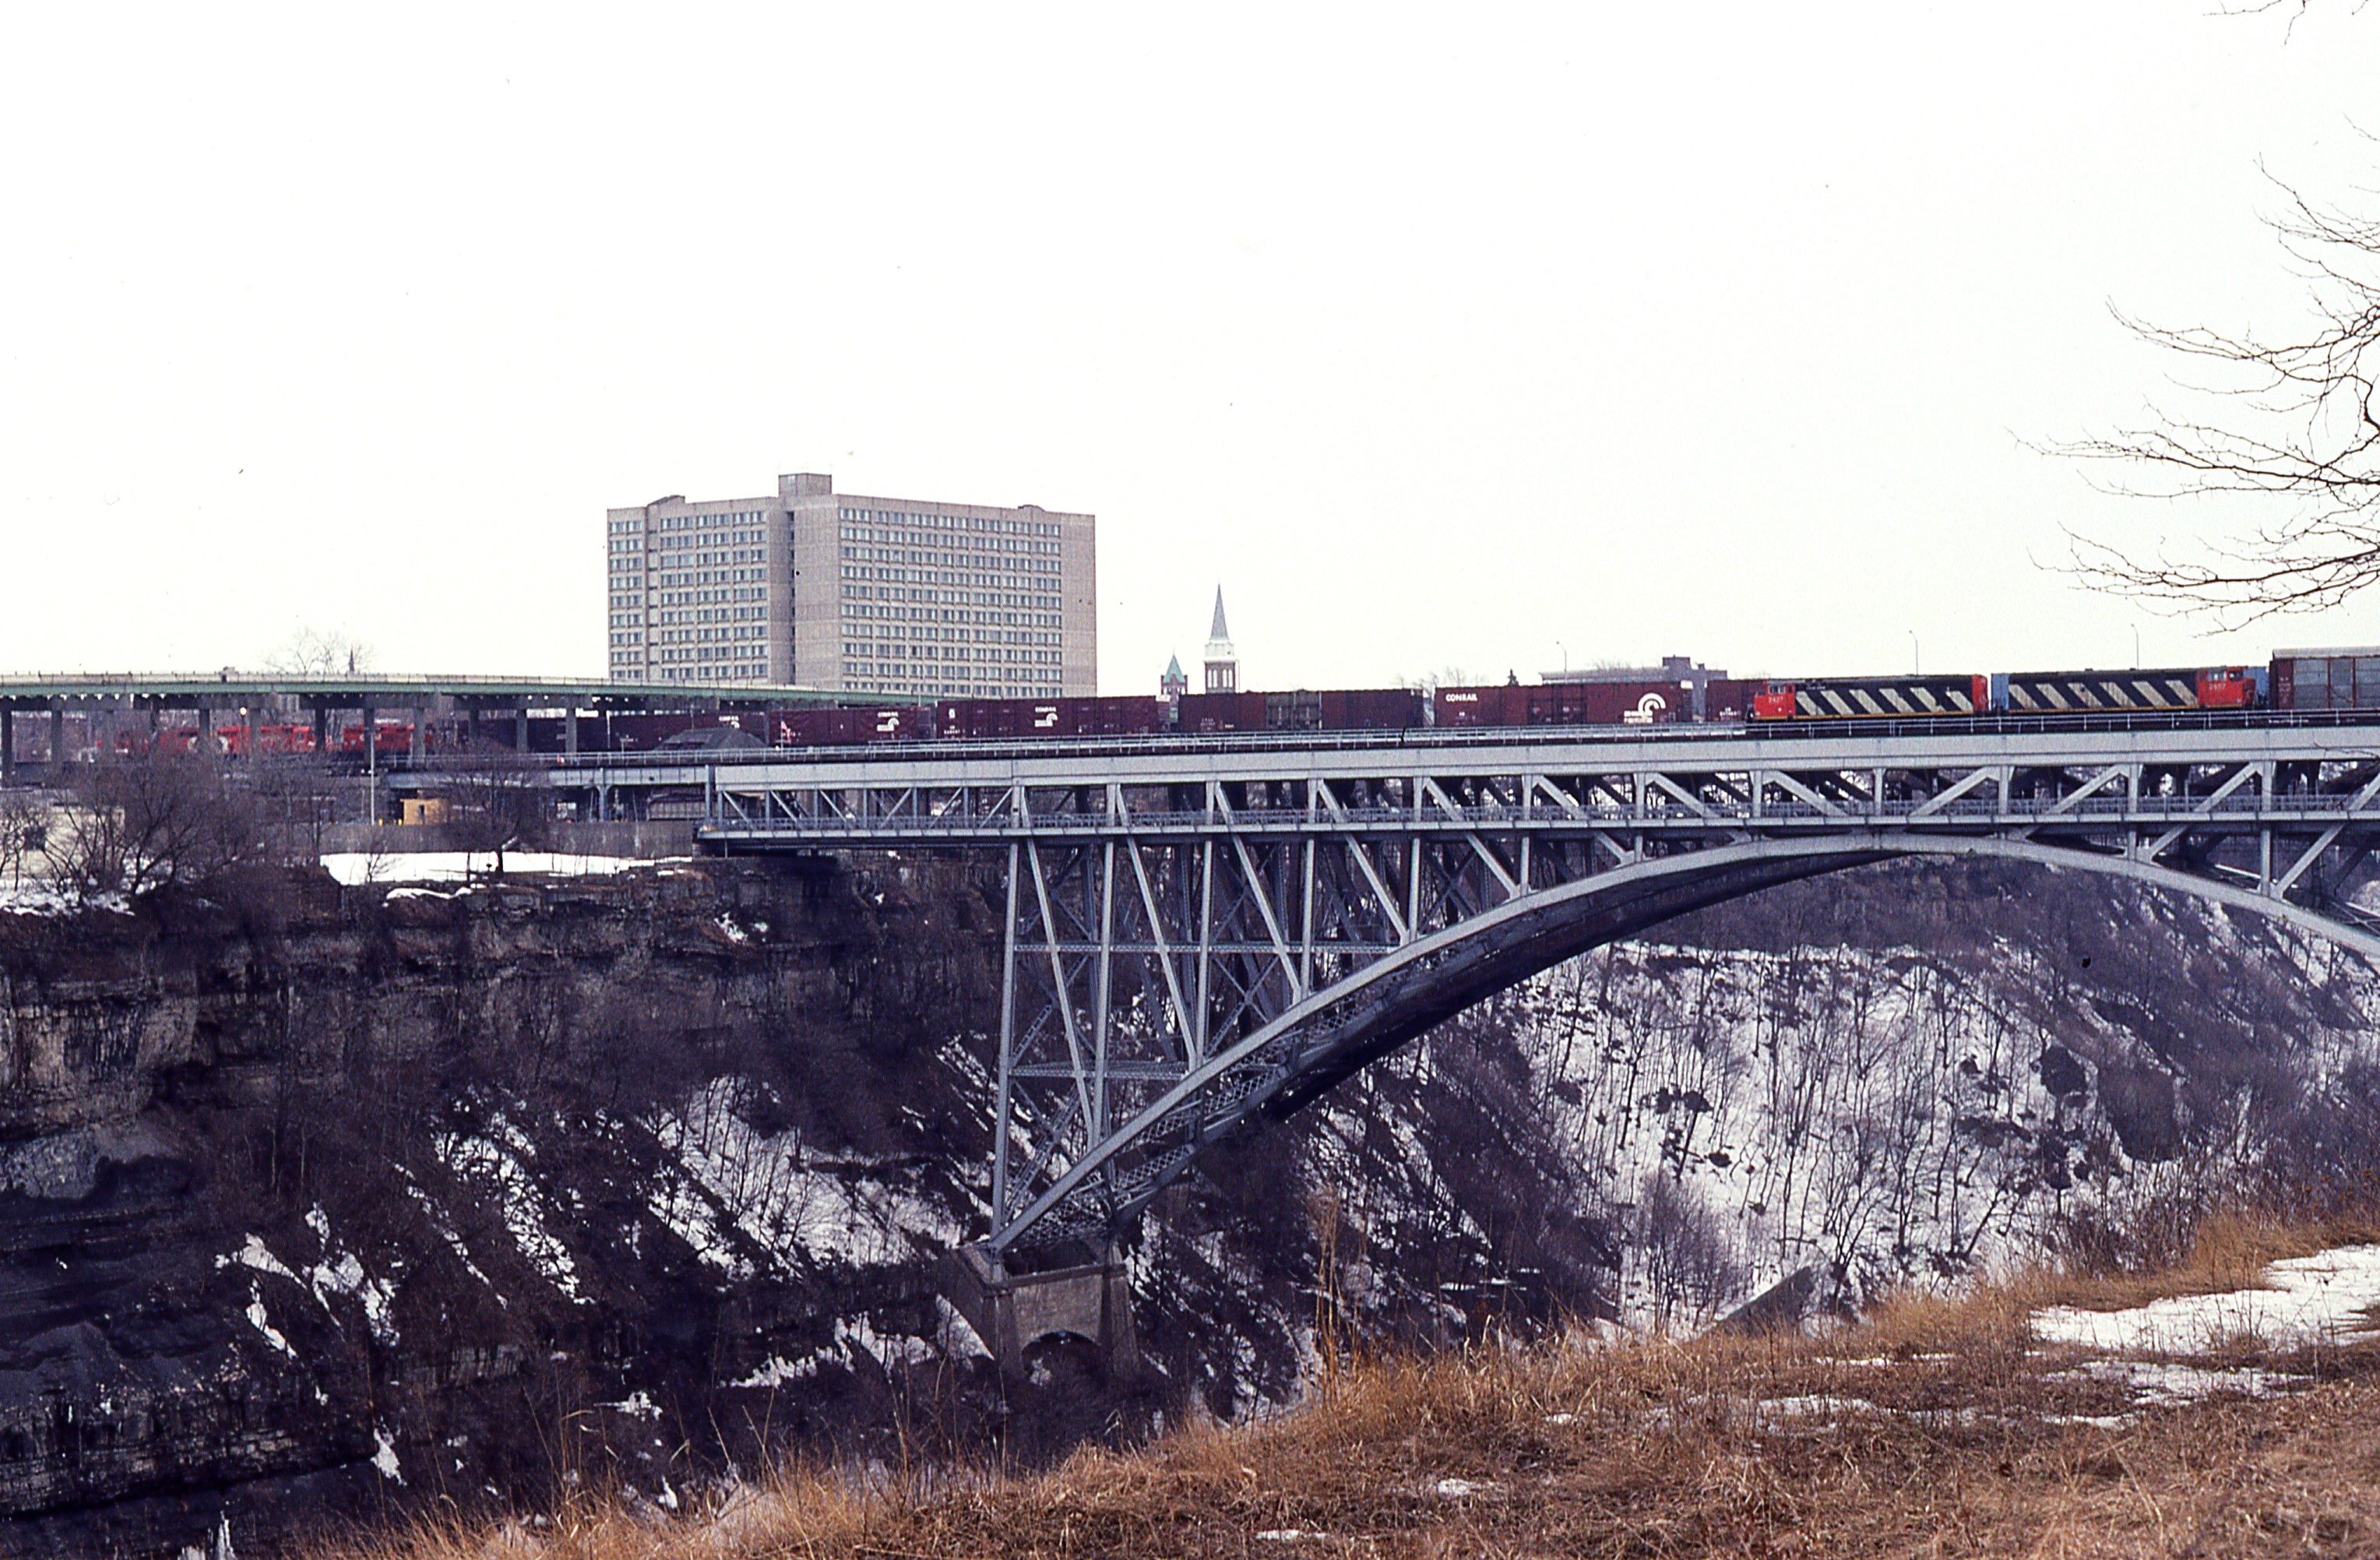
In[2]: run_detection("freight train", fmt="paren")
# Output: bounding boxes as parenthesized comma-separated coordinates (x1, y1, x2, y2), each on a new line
(727, 647, 2363, 747)
(100, 646, 2380, 763)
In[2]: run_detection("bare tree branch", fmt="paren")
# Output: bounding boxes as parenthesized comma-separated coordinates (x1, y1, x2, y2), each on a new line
(266, 626, 378, 678)
(2053, 171, 2380, 623)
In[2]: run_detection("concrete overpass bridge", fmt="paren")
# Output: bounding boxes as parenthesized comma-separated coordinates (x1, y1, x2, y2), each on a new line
(0, 671, 851, 784)
(535, 717, 2380, 1295)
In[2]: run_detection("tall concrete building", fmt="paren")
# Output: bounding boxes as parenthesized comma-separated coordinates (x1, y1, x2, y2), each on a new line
(606, 472, 1097, 699)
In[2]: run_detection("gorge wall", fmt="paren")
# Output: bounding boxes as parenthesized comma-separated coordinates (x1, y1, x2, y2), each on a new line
(2, 852, 2376, 1556)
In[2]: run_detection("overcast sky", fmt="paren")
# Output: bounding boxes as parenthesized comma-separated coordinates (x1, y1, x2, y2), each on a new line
(5, 5, 2379, 692)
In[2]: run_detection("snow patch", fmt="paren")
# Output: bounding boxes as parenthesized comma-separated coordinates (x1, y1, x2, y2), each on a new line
(219, 1234, 301, 1285)
(647, 1079, 946, 1275)
(370, 1427, 403, 1483)
(435, 1128, 586, 1302)
(322, 850, 666, 886)
(2033, 1245, 2380, 1354)
(244, 1286, 294, 1356)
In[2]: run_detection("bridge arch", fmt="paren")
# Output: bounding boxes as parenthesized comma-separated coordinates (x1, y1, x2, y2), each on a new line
(992, 834, 2380, 1255)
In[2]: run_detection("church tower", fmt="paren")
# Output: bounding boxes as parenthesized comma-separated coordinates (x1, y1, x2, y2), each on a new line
(1202, 587, 1238, 694)
(1160, 653, 1188, 706)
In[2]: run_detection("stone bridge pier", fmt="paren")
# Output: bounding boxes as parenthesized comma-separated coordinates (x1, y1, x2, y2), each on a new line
(939, 1246, 1139, 1381)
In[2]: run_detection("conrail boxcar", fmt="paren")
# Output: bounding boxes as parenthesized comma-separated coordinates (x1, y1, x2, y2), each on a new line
(937, 695, 1169, 740)
(1750, 676, 1989, 720)
(1435, 679, 1763, 728)
(1437, 682, 1691, 726)
(1432, 685, 1529, 728)
(1997, 667, 2260, 713)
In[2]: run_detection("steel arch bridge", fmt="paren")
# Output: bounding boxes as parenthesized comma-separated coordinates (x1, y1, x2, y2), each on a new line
(668, 719, 2380, 1259)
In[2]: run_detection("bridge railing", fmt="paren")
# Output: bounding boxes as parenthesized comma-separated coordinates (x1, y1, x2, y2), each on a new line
(481, 705, 2380, 776)
(702, 787, 2368, 836)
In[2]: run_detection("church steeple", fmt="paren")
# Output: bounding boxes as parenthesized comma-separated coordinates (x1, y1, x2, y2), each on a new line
(1202, 587, 1238, 694)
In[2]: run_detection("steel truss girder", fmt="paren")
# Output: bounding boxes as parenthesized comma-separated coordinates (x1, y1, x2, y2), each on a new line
(691, 736, 2380, 1255)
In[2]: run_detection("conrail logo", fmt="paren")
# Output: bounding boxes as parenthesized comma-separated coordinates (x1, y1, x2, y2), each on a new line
(1621, 692, 1669, 725)
(1443, 692, 1481, 703)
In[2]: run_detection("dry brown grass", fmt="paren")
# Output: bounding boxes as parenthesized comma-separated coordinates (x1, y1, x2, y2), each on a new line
(2029, 1208, 2380, 1313)
(319, 1213, 2380, 1560)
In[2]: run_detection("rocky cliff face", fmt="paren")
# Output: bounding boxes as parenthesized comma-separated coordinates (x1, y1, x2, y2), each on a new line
(2, 854, 2375, 1556)
(0, 861, 1007, 1557)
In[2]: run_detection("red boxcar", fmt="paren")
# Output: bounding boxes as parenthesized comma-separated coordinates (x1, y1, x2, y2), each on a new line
(1704, 679, 1761, 722)
(603, 713, 724, 752)
(1438, 680, 1737, 727)
(1319, 688, 1427, 731)
(1432, 685, 1530, 728)
(1245, 688, 1428, 731)
(1174, 692, 1270, 733)
(938, 695, 1170, 740)
(772, 705, 933, 745)
(1533, 680, 1695, 725)
(2270, 649, 2380, 711)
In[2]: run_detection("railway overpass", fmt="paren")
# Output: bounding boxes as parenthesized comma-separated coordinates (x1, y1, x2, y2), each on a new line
(0, 671, 856, 784)
(497, 715, 2380, 1273)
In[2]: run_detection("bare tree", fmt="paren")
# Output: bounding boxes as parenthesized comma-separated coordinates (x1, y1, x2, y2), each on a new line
(2058, 175, 2380, 622)
(44, 751, 275, 903)
(0, 791, 47, 892)
(427, 743, 554, 878)
(266, 626, 378, 678)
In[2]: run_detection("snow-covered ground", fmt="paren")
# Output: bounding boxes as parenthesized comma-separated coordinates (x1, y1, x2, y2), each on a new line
(320, 850, 670, 886)
(2033, 1245, 2380, 1354)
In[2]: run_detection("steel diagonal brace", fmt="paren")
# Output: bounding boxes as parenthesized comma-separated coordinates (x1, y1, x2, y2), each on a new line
(2338, 767, 2380, 815)
(1768, 772, 1846, 819)
(1643, 773, 1713, 819)
(1125, 839, 1198, 1057)
(1229, 833, 1306, 1001)
(1908, 766, 1998, 820)
(2192, 763, 2262, 818)
(2042, 765, 2128, 817)
(1343, 836, 1413, 944)
(1025, 843, 1099, 1132)
(1419, 776, 1470, 822)
(2273, 826, 2346, 900)
(1529, 775, 1589, 818)
(1010, 1093, 1083, 1207)
(1461, 832, 1522, 900)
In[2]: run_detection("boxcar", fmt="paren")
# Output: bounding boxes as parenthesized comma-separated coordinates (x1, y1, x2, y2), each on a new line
(771, 705, 933, 745)
(2271, 649, 2380, 710)
(1531, 680, 1696, 725)
(1703, 678, 1762, 722)
(604, 713, 727, 752)
(937, 695, 1169, 740)
(1174, 691, 1270, 733)
(1432, 685, 1529, 729)
(1317, 687, 1427, 731)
